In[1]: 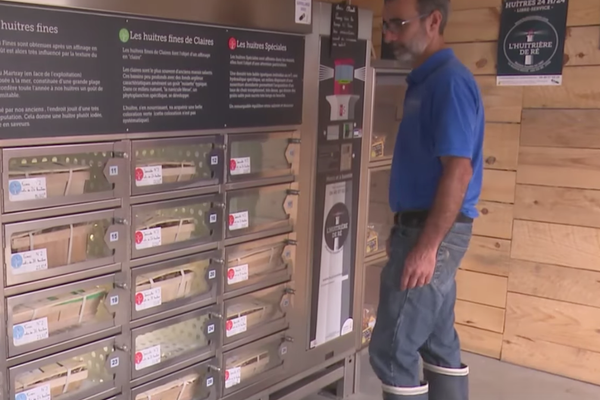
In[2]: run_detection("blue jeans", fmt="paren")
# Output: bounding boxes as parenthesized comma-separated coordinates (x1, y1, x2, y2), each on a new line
(368, 221, 472, 388)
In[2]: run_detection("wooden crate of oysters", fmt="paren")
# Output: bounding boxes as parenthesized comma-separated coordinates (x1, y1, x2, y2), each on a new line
(135, 373, 202, 400)
(9, 160, 91, 199)
(14, 359, 89, 397)
(136, 263, 210, 304)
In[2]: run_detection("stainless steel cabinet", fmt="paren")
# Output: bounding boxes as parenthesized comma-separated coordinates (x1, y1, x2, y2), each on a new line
(7, 274, 126, 358)
(2, 142, 127, 214)
(226, 132, 299, 183)
(365, 167, 393, 257)
(4, 209, 126, 289)
(369, 73, 406, 162)
(9, 336, 127, 400)
(224, 234, 295, 299)
(360, 258, 385, 347)
(131, 136, 224, 196)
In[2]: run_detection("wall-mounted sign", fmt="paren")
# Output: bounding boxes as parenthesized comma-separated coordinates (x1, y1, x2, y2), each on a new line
(0, 3, 305, 139)
(496, 0, 568, 86)
(330, 3, 359, 58)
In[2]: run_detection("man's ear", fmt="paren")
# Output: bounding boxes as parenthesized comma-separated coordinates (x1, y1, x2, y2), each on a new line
(428, 10, 443, 34)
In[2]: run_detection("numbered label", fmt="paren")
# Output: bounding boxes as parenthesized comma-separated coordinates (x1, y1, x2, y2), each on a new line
(135, 287, 162, 311)
(135, 228, 162, 250)
(15, 384, 51, 400)
(225, 315, 247, 337)
(135, 344, 162, 370)
(227, 264, 249, 285)
(13, 317, 49, 347)
(230, 157, 251, 175)
(225, 367, 241, 388)
(9, 177, 47, 202)
(135, 165, 163, 187)
(228, 211, 249, 231)
(109, 165, 119, 176)
(10, 249, 48, 275)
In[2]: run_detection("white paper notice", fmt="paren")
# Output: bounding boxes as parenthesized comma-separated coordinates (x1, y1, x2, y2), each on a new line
(13, 317, 49, 347)
(230, 157, 251, 176)
(295, 0, 312, 24)
(225, 316, 248, 337)
(135, 287, 162, 311)
(225, 367, 242, 388)
(135, 166, 163, 187)
(228, 211, 249, 231)
(15, 384, 51, 400)
(135, 228, 162, 250)
(135, 344, 162, 370)
(227, 264, 249, 285)
(8, 178, 47, 202)
(10, 249, 48, 275)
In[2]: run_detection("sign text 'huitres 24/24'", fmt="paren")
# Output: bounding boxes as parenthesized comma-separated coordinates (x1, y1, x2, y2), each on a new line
(0, 3, 305, 139)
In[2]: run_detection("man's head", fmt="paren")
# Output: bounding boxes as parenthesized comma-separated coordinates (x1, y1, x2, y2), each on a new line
(382, 0, 449, 64)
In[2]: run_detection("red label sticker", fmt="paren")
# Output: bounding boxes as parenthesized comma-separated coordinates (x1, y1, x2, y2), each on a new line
(225, 370, 230, 380)
(228, 37, 237, 50)
(135, 292, 144, 305)
(227, 269, 235, 280)
(135, 351, 143, 364)
(228, 215, 234, 226)
(226, 320, 233, 331)
(230, 159, 237, 171)
(135, 231, 143, 244)
(135, 168, 144, 181)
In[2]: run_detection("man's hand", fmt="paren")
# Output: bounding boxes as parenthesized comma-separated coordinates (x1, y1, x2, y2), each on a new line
(401, 245, 437, 290)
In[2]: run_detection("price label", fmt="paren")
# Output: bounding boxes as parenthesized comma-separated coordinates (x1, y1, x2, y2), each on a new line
(227, 264, 249, 285)
(13, 317, 49, 346)
(230, 157, 251, 175)
(135, 165, 163, 187)
(15, 384, 51, 400)
(225, 315, 247, 337)
(225, 367, 241, 388)
(135, 287, 162, 311)
(10, 249, 48, 275)
(228, 211, 249, 231)
(8, 178, 47, 202)
(135, 344, 161, 370)
(135, 228, 162, 250)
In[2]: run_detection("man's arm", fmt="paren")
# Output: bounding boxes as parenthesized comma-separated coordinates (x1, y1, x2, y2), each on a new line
(415, 156, 472, 253)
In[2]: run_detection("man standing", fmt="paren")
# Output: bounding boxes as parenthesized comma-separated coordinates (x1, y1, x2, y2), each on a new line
(368, 1, 485, 400)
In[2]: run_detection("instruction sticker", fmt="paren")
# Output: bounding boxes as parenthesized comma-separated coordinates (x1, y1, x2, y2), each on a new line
(8, 178, 47, 202)
(10, 249, 48, 275)
(225, 315, 247, 337)
(230, 157, 251, 176)
(135, 228, 162, 250)
(135, 344, 161, 370)
(15, 384, 51, 400)
(225, 367, 242, 388)
(227, 264, 249, 285)
(295, 0, 312, 24)
(13, 317, 49, 347)
(228, 211, 249, 231)
(135, 166, 163, 187)
(135, 287, 162, 311)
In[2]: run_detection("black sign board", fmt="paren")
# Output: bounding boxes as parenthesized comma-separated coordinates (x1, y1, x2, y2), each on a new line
(330, 3, 359, 58)
(0, 3, 305, 139)
(496, 0, 568, 86)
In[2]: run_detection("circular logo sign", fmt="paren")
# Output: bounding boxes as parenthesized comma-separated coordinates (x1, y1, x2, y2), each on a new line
(228, 214, 235, 226)
(324, 202, 350, 253)
(13, 325, 25, 340)
(134, 351, 143, 364)
(11, 254, 23, 269)
(135, 168, 144, 181)
(135, 231, 144, 244)
(225, 370, 230, 381)
(135, 292, 144, 305)
(230, 159, 237, 171)
(227, 268, 235, 280)
(503, 15, 559, 74)
(226, 320, 233, 331)
(9, 180, 22, 196)
(228, 37, 237, 50)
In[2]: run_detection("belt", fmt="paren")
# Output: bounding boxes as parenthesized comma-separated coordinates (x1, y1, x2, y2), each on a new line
(394, 210, 473, 228)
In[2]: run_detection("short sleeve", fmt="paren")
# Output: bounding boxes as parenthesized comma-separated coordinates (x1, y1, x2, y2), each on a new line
(431, 76, 478, 159)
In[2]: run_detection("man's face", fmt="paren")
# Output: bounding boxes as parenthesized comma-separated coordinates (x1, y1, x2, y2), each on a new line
(383, 0, 432, 63)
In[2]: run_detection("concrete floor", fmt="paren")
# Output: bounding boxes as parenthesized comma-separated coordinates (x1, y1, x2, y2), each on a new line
(305, 349, 600, 400)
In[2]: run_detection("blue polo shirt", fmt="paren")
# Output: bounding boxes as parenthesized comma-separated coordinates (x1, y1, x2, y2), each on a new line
(389, 48, 484, 219)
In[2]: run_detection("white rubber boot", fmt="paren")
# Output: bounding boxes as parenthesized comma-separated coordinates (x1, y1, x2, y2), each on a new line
(422, 362, 469, 400)
(382, 381, 428, 400)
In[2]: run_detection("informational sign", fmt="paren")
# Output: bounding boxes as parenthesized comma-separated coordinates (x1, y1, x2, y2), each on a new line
(309, 37, 366, 348)
(295, 0, 312, 25)
(330, 3, 359, 58)
(496, 0, 568, 86)
(0, 3, 305, 139)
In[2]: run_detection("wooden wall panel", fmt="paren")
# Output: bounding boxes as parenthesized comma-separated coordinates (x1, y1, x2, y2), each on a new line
(455, 299, 505, 333)
(456, 324, 503, 359)
(521, 109, 600, 149)
(450, 0, 501, 11)
(564, 26, 600, 66)
(457, 269, 507, 308)
(451, 42, 497, 75)
(523, 66, 600, 109)
(505, 293, 600, 353)
(473, 201, 513, 239)
(481, 170, 516, 204)
(567, 0, 600, 27)
(483, 123, 520, 171)
(462, 236, 511, 277)
(501, 335, 600, 386)
(476, 76, 523, 123)
(514, 185, 600, 229)
(509, 259, 600, 308)
(511, 220, 600, 273)
(445, 7, 500, 43)
(517, 146, 600, 190)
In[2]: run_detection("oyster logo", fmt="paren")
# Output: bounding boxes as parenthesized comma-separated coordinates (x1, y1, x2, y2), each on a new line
(324, 202, 350, 252)
(503, 15, 558, 73)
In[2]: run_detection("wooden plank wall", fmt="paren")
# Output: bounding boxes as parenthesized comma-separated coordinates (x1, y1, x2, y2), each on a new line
(445, 0, 600, 385)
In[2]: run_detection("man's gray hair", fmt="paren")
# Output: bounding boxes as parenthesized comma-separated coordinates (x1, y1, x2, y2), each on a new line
(385, 0, 450, 34)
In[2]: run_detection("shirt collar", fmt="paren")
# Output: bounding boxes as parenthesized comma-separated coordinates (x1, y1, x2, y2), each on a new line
(406, 48, 455, 85)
